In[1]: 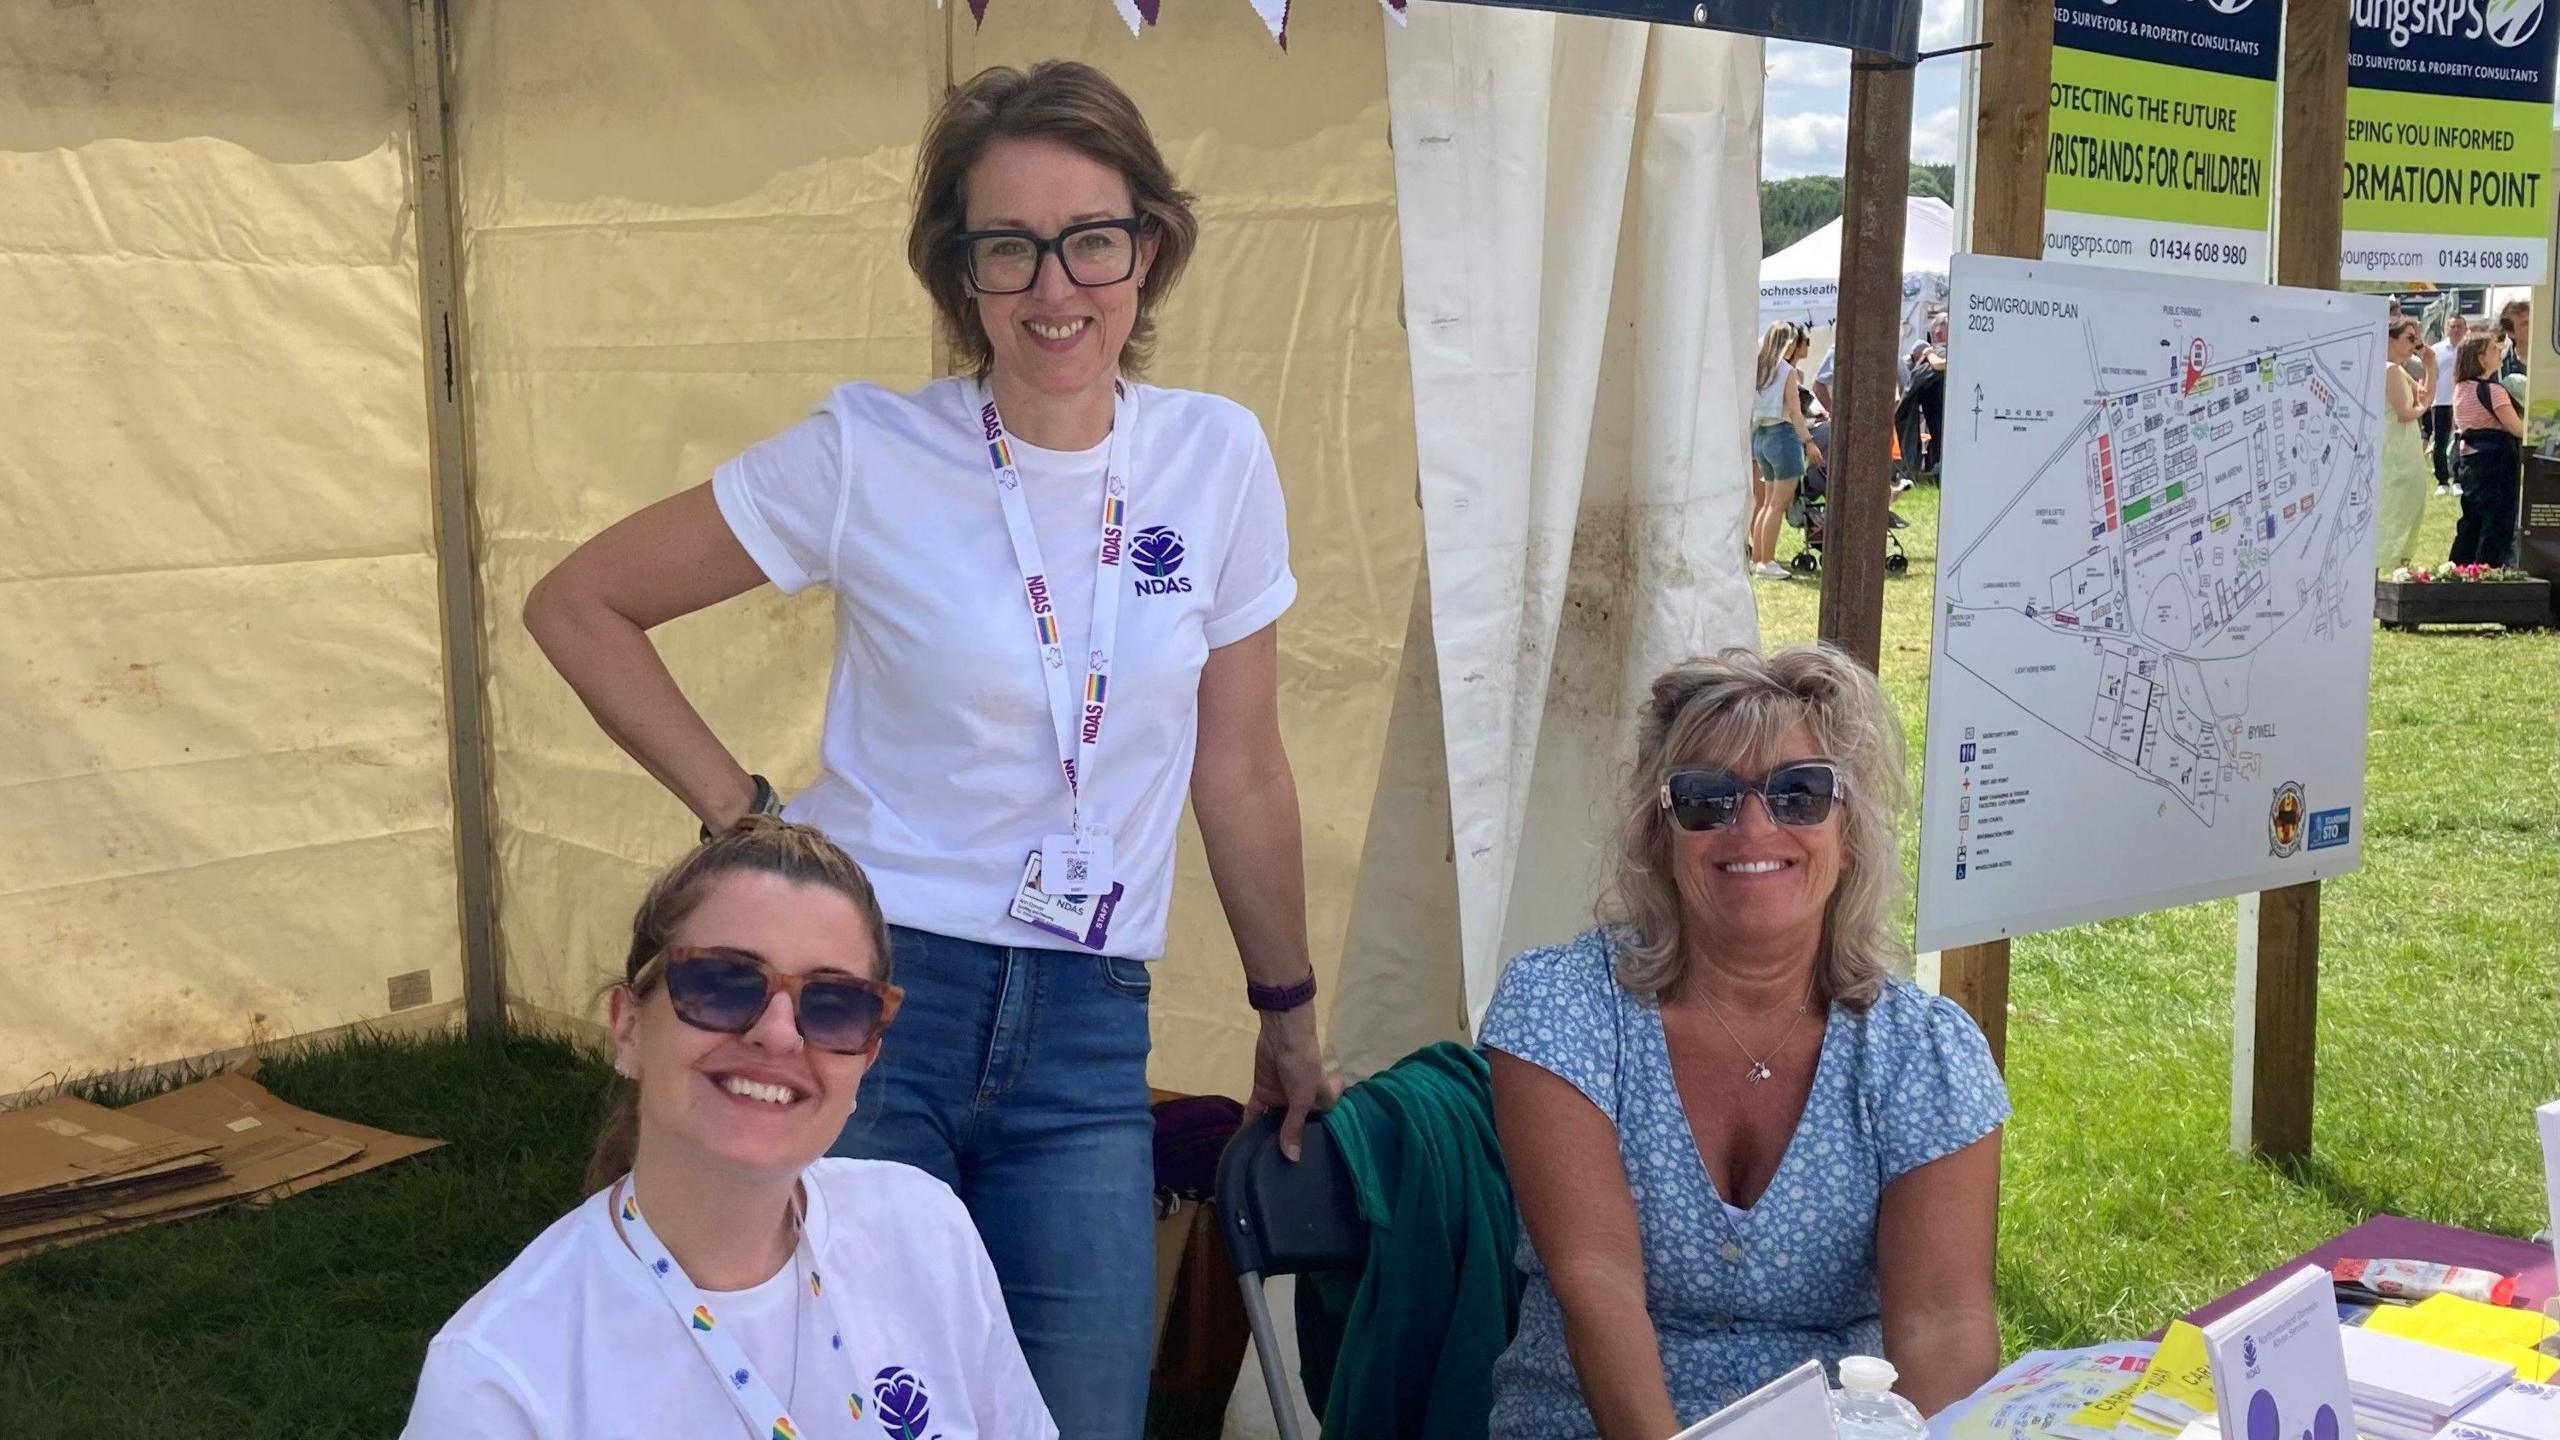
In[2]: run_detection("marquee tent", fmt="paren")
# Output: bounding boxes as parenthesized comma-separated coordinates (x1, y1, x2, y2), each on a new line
(1, 0, 1759, 1154)
(1759, 192, 1955, 357)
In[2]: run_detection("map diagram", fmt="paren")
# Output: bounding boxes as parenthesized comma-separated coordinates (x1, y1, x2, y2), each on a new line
(1915, 256, 2380, 953)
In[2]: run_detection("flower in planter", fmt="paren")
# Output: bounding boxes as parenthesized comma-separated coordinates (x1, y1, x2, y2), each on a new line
(2384, 563, 2539, 584)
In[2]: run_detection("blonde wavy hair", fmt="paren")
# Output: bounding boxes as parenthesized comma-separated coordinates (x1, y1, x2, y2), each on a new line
(1753, 321, 1806, 392)
(1600, 645, 1909, 1009)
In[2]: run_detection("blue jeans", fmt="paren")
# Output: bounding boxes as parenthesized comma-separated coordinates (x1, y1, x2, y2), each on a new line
(832, 925, 1156, 1439)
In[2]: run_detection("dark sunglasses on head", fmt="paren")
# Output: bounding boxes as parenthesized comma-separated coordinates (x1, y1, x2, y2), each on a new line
(1659, 762, 1847, 832)
(640, 946, 902, 1056)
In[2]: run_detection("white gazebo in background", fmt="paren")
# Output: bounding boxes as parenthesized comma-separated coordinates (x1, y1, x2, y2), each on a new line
(1760, 193, 1956, 360)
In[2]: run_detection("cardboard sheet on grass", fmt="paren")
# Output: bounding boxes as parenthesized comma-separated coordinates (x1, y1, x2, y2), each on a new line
(465, 0, 1419, 1100)
(0, 2, 466, 1090)
(0, 1066, 441, 1263)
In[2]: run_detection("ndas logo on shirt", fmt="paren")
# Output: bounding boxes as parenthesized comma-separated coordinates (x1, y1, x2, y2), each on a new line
(1130, 526, 1193, 595)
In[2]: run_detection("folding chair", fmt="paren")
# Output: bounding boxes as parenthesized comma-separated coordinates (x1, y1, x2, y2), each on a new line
(1214, 1111, 1365, 1440)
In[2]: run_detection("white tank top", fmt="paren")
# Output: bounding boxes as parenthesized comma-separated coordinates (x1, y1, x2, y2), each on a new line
(1752, 362, 1793, 424)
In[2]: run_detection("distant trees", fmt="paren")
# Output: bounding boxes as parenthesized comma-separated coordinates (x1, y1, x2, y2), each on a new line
(1762, 164, 1954, 256)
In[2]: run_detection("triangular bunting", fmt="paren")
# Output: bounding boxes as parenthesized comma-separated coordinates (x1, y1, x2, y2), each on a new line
(1247, 0, 1289, 47)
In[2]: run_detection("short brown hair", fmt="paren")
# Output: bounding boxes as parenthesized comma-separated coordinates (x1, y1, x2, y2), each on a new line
(908, 62, 1200, 380)
(584, 817, 892, 1192)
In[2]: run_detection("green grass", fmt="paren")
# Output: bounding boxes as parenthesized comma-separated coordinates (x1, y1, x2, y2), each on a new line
(1758, 482, 2560, 1353)
(0, 1032, 615, 1437)
(0, 489, 2550, 1433)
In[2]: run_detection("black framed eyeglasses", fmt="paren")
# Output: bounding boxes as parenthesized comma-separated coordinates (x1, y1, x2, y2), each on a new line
(956, 217, 1146, 294)
(1659, 762, 1847, 832)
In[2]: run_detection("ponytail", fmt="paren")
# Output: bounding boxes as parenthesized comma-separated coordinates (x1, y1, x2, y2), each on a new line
(584, 1086, 641, 1196)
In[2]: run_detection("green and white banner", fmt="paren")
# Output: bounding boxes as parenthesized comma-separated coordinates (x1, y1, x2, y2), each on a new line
(2344, 0, 2560, 283)
(2044, 0, 2282, 280)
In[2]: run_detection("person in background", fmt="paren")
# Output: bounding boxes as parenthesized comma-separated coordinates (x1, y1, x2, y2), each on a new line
(1480, 647, 2008, 1437)
(1893, 312, 1948, 478)
(2428, 313, 2467, 496)
(2376, 318, 2433, 570)
(520, 62, 1331, 1437)
(1807, 337, 1915, 497)
(2499, 298, 2531, 380)
(2451, 330, 2526, 568)
(1747, 323, 1821, 582)
(405, 820, 1056, 1440)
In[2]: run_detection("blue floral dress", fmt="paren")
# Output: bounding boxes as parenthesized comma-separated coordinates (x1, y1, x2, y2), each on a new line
(1477, 926, 2009, 1437)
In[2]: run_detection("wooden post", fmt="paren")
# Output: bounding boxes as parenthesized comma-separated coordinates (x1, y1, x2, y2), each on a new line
(1816, 53, 1914, 672)
(1935, 0, 2054, 1066)
(2235, 0, 2347, 1164)
(1968, 0, 2054, 262)
(407, 0, 505, 1044)
(2233, 885, 2321, 1161)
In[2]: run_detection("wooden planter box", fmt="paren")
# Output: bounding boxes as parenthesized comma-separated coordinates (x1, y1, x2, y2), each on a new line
(2375, 577, 2554, 631)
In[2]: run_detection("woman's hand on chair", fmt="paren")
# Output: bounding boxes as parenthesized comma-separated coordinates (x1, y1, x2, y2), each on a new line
(1247, 1006, 1342, 1163)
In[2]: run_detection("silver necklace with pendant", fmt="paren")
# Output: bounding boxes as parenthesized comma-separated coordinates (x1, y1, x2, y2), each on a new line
(1698, 983, 1817, 1085)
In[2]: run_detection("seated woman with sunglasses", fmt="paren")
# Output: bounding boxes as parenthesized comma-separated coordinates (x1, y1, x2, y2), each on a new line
(1478, 646, 2008, 1438)
(404, 819, 1056, 1439)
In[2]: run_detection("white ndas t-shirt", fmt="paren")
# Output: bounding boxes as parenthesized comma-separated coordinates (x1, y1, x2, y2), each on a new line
(403, 1159, 1055, 1440)
(711, 377, 1297, 959)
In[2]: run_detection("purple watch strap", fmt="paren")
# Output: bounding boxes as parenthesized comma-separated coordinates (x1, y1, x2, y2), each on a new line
(1246, 972, 1318, 1013)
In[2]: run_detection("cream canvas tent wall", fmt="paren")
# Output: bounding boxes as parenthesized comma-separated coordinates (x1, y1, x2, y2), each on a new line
(2, 0, 1761, 1117)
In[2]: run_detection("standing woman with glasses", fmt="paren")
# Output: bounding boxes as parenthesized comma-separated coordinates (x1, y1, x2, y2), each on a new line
(1477, 647, 2008, 1436)
(521, 62, 1330, 1436)
(406, 819, 1056, 1438)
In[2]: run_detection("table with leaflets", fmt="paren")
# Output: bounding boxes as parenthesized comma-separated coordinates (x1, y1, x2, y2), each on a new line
(1929, 1217, 2560, 1440)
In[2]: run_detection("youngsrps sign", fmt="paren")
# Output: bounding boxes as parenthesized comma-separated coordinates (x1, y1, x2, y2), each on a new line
(2043, 0, 2283, 280)
(2344, 0, 2560, 282)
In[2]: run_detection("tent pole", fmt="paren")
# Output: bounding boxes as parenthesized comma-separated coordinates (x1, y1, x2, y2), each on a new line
(1815, 52, 1913, 670)
(406, 0, 505, 1045)
(1934, 0, 2054, 1069)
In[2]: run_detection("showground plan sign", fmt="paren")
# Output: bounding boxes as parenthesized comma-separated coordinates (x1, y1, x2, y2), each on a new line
(1917, 256, 2382, 953)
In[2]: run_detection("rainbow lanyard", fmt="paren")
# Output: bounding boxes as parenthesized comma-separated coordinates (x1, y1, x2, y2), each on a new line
(978, 378, 1136, 834)
(610, 1175, 866, 1439)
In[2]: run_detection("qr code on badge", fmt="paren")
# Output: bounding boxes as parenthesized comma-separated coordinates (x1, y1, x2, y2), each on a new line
(1062, 856, 1089, 889)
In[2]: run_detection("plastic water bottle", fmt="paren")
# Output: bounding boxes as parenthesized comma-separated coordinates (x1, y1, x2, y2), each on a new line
(1829, 1356, 1928, 1439)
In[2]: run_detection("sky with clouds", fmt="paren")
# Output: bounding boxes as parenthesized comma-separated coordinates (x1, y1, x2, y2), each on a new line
(1762, 0, 1968, 179)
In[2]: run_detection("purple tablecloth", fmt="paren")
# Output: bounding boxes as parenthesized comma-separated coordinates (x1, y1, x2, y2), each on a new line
(2183, 1215, 2556, 1331)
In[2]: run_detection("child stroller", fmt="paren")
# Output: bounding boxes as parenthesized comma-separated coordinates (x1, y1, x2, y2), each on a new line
(1787, 418, 1909, 575)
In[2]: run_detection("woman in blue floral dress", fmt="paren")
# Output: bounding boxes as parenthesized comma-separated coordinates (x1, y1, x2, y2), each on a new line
(1480, 645, 2007, 1437)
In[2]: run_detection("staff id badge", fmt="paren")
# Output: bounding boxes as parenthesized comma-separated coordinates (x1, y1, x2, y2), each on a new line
(1008, 849, 1124, 950)
(1036, 831, 1112, 896)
